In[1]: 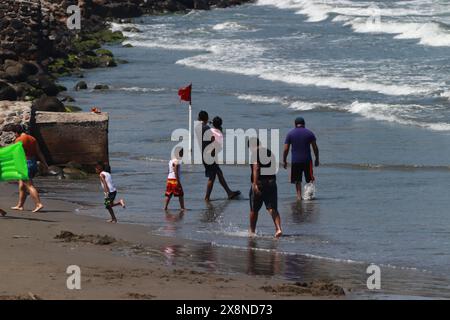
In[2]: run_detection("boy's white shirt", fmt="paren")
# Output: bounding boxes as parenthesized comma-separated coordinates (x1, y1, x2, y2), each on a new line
(168, 158, 182, 180)
(100, 171, 117, 194)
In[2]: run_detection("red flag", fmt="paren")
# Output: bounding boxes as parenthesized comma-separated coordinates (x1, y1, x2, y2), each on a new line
(178, 84, 192, 103)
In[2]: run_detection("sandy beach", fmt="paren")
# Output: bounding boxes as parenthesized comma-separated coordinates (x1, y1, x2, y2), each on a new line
(2, 0, 450, 301)
(0, 183, 346, 300)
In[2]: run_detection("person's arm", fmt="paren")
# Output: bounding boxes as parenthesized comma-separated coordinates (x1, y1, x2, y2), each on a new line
(312, 140, 319, 167)
(35, 144, 48, 171)
(174, 161, 182, 188)
(283, 144, 290, 169)
(99, 174, 109, 195)
(252, 163, 261, 194)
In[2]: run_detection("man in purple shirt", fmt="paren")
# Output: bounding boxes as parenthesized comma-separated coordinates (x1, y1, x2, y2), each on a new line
(283, 117, 320, 200)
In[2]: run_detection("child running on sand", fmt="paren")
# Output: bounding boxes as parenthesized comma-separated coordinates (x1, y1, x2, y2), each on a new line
(164, 147, 185, 211)
(95, 162, 125, 223)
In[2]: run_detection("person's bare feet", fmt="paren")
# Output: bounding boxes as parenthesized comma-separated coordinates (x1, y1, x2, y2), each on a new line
(119, 199, 126, 208)
(228, 190, 241, 200)
(275, 230, 283, 238)
(107, 219, 117, 223)
(32, 204, 44, 213)
(11, 206, 24, 211)
(0, 209, 6, 217)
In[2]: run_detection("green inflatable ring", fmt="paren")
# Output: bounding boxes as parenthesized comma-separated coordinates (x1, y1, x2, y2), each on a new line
(0, 142, 29, 181)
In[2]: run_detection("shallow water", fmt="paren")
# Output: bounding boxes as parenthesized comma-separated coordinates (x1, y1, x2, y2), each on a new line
(53, 1, 450, 298)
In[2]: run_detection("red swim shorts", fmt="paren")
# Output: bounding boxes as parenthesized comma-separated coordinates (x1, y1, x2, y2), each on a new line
(165, 179, 184, 197)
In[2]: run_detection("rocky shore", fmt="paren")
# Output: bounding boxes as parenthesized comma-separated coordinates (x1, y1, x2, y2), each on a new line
(0, 0, 254, 108)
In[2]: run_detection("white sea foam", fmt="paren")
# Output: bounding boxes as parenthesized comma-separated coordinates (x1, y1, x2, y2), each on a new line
(236, 95, 450, 131)
(236, 94, 285, 104)
(177, 49, 430, 97)
(257, 0, 433, 19)
(347, 101, 450, 131)
(440, 91, 450, 100)
(288, 101, 333, 111)
(347, 19, 450, 47)
(256, 0, 450, 47)
(117, 87, 166, 93)
(236, 94, 337, 111)
(212, 21, 250, 31)
(260, 72, 427, 96)
(123, 39, 207, 51)
(110, 22, 129, 32)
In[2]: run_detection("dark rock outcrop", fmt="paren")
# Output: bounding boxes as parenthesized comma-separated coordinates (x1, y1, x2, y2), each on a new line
(0, 80, 17, 101)
(94, 84, 109, 90)
(75, 81, 88, 91)
(34, 95, 65, 112)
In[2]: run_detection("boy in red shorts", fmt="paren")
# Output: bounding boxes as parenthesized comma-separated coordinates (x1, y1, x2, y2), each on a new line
(164, 147, 185, 211)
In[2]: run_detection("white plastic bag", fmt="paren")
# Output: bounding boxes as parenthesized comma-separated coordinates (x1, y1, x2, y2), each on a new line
(302, 182, 316, 200)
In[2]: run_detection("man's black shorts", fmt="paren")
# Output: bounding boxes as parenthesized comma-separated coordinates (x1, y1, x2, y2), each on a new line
(249, 178, 278, 212)
(291, 161, 315, 184)
(204, 163, 222, 180)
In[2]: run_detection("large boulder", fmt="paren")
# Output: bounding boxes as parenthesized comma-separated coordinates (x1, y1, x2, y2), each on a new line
(26, 74, 60, 96)
(4, 60, 28, 82)
(11, 82, 35, 99)
(37, 75, 60, 96)
(74, 81, 88, 91)
(22, 61, 40, 76)
(94, 84, 109, 90)
(34, 95, 65, 112)
(0, 50, 17, 63)
(0, 80, 17, 100)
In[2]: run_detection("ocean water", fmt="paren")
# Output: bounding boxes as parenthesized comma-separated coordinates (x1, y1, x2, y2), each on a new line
(53, 0, 450, 298)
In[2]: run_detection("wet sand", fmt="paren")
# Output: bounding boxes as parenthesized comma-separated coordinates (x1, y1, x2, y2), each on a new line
(0, 183, 345, 300)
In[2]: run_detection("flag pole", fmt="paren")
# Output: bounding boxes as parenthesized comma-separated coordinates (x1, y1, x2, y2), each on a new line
(188, 102, 192, 161)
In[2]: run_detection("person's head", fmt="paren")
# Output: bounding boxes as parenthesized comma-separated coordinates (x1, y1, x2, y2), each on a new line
(4, 124, 25, 137)
(198, 110, 209, 123)
(173, 147, 184, 160)
(95, 161, 110, 174)
(295, 116, 305, 128)
(212, 116, 223, 131)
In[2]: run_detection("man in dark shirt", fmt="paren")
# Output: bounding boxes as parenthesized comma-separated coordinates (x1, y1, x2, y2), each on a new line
(249, 137, 282, 238)
(197, 111, 240, 202)
(283, 117, 319, 200)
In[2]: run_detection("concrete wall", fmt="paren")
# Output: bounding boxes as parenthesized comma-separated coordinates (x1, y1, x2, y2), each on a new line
(0, 101, 109, 170)
(34, 111, 109, 169)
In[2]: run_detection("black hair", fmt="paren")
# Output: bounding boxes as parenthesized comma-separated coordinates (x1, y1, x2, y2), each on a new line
(3, 124, 24, 134)
(175, 147, 184, 158)
(212, 116, 223, 132)
(96, 162, 111, 173)
(198, 110, 209, 122)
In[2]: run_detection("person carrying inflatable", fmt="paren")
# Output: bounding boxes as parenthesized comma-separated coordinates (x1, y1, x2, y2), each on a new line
(3, 124, 48, 213)
(0, 140, 30, 216)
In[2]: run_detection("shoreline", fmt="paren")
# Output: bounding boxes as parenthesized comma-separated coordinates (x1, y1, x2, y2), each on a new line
(0, 182, 346, 300)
